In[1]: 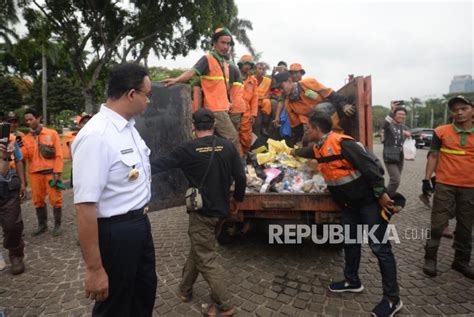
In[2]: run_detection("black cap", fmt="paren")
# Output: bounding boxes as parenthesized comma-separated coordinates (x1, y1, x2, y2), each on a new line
(192, 108, 215, 124)
(271, 71, 291, 89)
(448, 95, 472, 109)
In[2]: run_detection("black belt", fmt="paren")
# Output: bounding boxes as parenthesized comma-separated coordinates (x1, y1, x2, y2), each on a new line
(98, 206, 149, 224)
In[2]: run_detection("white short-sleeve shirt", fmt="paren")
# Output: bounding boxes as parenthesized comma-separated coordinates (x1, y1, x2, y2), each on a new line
(72, 105, 152, 218)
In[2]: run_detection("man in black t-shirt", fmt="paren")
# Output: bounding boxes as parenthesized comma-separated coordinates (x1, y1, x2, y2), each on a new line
(151, 108, 246, 316)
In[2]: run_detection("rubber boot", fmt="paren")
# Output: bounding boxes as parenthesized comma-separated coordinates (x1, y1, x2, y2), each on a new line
(423, 248, 437, 277)
(452, 251, 474, 279)
(9, 244, 25, 275)
(32, 206, 48, 236)
(52, 207, 62, 237)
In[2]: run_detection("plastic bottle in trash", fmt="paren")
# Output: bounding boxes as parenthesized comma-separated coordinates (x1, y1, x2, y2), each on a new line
(282, 174, 290, 190)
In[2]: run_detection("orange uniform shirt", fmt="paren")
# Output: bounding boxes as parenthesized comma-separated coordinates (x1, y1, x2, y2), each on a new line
(257, 76, 272, 115)
(285, 78, 333, 127)
(432, 124, 474, 188)
(242, 75, 258, 117)
(21, 127, 64, 174)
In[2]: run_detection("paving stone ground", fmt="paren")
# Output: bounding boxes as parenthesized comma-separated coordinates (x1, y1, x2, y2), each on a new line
(0, 144, 473, 316)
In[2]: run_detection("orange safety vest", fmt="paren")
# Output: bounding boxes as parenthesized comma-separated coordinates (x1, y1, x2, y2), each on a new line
(230, 81, 245, 113)
(243, 75, 258, 117)
(285, 78, 333, 127)
(313, 132, 362, 186)
(257, 76, 272, 115)
(200, 54, 231, 112)
(434, 124, 474, 188)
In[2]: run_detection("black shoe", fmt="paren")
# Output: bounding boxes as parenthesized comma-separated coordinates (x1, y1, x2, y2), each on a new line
(328, 280, 364, 293)
(423, 259, 437, 277)
(10, 257, 25, 275)
(372, 298, 403, 317)
(452, 262, 474, 280)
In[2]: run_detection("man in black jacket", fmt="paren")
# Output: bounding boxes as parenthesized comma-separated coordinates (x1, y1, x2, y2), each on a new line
(151, 108, 246, 316)
(293, 112, 403, 317)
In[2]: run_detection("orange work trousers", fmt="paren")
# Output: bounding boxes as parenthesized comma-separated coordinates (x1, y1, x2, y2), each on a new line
(239, 115, 253, 154)
(29, 173, 63, 208)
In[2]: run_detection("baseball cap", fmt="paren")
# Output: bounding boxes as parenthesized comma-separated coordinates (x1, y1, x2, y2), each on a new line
(448, 95, 472, 109)
(212, 27, 234, 46)
(192, 108, 215, 124)
(271, 71, 291, 89)
(289, 63, 305, 75)
(238, 55, 255, 66)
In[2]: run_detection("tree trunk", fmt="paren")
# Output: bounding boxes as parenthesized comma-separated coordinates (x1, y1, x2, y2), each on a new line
(42, 44, 48, 125)
(83, 88, 94, 114)
(430, 107, 434, 128)
(444, 103, 448, 124)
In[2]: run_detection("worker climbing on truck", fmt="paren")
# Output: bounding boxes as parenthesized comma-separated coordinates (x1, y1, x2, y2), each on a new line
(272, 71, 356, 146)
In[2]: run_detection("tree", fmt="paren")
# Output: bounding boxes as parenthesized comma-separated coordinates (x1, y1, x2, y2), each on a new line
(228, 16, 255, 61)
(0, 0, 19, 50)
(20, 0, 243, 113)
(31, 76, 84, 123)
(0, 76, 23, 113)
(372, 105, 390, 133)
(407, 97, 422, 128)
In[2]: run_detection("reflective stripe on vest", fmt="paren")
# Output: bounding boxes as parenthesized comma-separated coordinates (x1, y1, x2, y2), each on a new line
(324, 170, 362, 186)
(200, 54, 230, 111)
(440, 147, 466, 155)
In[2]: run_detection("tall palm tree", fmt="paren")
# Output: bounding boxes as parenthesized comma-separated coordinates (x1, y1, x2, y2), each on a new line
(0, 0, 19, 50)
(228, 17, 256, 61)
(409, 97, 422, 127)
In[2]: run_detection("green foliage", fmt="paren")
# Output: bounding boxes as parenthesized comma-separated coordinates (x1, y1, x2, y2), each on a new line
(149, 66, 187, 81)
(372, 105, 390, 132)
(17, 0, 243, 112)
(0, 76, 23, 112)
(31, 76, 84, 122)
(56, 109, 77, 128)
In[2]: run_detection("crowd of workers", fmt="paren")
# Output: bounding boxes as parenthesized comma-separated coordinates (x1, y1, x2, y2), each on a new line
(0, 27, 472, 317)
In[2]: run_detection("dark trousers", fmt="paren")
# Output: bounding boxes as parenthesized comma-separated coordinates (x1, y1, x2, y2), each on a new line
(425, 183, 474, 265)
(0, 186, 24, 257)
(342, 201, 400, 301)
(385, 156, 404, 194)
(93, 212, 157, 317)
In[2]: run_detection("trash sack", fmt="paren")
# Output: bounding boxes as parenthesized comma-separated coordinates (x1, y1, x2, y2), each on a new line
(403, 138, 416, 160)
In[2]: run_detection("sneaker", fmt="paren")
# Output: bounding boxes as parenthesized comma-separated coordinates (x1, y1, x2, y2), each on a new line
(372, 298, 403, 317)
(328, 280, 364, 293)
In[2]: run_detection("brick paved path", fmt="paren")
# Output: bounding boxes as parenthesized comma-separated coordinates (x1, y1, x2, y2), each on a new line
(0, 144, 473, 316)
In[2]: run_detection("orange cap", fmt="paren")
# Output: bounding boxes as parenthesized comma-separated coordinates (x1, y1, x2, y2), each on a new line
(289, 63, 305, 74)
(239, 55, 255, 64)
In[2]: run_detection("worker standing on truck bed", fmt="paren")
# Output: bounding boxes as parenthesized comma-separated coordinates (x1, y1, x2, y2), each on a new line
(293, 112, 403, 317)
(162, 27, 242, 155)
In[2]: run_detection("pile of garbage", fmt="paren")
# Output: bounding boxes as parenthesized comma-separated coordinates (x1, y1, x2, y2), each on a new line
(246, 139, 327, 194)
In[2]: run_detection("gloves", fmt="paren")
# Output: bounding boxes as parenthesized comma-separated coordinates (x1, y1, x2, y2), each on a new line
(304, 89, 319, 100)
(422, 179, 433, 196)
(49, 179, 66, 191)
(343, 104, 356, 116)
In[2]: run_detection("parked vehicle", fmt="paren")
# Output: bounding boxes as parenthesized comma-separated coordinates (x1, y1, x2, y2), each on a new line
(411, 128, 434, 149)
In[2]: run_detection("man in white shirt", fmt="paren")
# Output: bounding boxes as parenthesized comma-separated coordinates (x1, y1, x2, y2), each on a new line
(72, 63, 157, 316)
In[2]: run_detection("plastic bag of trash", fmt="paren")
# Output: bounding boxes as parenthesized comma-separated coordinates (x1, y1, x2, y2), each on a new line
(403, 138, 416, 160)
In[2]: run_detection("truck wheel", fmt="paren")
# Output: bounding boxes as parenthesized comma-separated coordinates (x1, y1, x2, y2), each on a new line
(216, 222, 235, 245)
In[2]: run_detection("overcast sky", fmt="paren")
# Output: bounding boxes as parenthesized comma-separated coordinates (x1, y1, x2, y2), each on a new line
(152, 0, 473, 106)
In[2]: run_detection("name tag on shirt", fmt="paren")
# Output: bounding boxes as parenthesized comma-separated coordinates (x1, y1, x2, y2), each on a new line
(121, 148, 134, 154)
